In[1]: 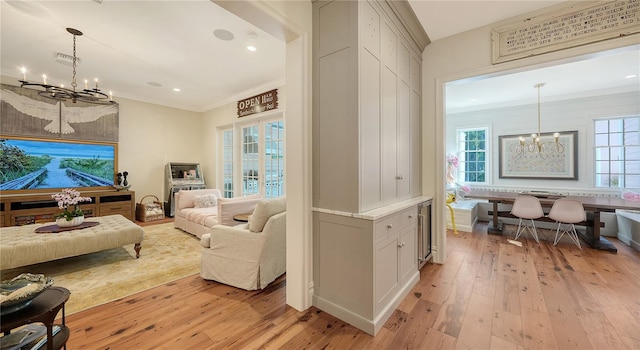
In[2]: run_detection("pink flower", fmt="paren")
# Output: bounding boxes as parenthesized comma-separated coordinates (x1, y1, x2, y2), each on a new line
(623, 190, 640, 202)
(446, 154, 459, 168)
(52, 188, 92, 209)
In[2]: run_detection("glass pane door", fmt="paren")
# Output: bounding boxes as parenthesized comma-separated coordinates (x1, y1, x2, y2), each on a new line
(264, 120, 285, 198)
(241, 125, 260, 196)
(222, 129, 234, 198)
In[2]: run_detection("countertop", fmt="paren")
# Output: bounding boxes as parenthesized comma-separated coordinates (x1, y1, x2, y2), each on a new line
(312, 196, 433, 221)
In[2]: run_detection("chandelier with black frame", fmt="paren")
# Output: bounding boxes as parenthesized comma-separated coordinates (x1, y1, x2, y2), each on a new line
(516, 83, 563, 156)
(19, 27, 115, 105)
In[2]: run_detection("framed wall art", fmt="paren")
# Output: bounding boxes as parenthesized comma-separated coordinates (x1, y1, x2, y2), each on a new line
(0, 84, 119, 142)
(499, 130, 578, 180)
(0, 135, 117, 194)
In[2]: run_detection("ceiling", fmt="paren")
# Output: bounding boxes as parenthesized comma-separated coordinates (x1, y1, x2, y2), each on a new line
(1, 1, 638, 113)
(0, 0, 286, 112)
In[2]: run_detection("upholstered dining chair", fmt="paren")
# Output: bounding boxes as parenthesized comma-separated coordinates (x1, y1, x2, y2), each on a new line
(548, 198, 585, 250)
(511, 195, 544, 243)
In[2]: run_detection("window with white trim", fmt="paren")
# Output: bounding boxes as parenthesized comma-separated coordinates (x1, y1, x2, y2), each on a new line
(594, 116, 640, 188)
(457, 128, 488, 183)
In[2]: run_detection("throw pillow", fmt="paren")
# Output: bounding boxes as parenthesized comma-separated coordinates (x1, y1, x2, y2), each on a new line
(249, 197, 286, 232)
(194, 194, 217, 208)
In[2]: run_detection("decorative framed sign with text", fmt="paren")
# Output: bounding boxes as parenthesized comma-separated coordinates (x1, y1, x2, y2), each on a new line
(237, 89, 278, 118)
(499, 130, 578, 180)
(491, 1, 640, 64)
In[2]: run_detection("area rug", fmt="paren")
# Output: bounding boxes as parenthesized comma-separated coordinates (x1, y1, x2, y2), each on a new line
(0, 223, 201, 315)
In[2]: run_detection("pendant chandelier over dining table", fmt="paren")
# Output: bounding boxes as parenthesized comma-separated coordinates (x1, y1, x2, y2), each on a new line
(516, 83, 563, 155)
(19, 27, 115, 105)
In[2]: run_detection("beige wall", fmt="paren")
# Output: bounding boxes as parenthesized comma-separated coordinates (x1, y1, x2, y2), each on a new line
(116, 97, 203, 201)
(0, 75, 203, 203)
(201, 102, 236, 190)
(421, 3, 640, 263)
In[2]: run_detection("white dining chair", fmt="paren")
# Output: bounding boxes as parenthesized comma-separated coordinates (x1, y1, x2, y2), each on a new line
(548, 198, 586, 250)
(511, 195, 544, 243)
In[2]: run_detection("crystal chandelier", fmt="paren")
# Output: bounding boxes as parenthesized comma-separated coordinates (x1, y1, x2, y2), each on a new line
(516, 83, 563, 155)
(19, 28, 114, 105)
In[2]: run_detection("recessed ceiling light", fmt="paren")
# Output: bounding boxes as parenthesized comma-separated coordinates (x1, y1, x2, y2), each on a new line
(470, 98, 477, 102)
(625, 74, 638, 79)
(214, 29, 234, 41)
(246, 32, 257, 52)
(173, 88, 181, 92)
(147, 81, 162, 87)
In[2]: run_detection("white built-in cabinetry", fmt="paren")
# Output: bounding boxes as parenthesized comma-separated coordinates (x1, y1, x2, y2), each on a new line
(313, 199, 428, 335)
(312, 0, 429, 335)
(374, 206, 418, 311)
(313, 0, 424, 214)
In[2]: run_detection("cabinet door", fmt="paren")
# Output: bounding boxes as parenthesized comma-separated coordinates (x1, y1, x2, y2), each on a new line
(397, 79, 411, 199)
(375, 234, 399, 311)
(399, 223, 417, 283)
(381, 67, 397, 203)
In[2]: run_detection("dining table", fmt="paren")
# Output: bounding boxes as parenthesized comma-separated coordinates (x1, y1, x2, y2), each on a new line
(465, 190, 640, 253)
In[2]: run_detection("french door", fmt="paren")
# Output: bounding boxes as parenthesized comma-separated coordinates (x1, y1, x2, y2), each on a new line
(221, 117, 284, 198)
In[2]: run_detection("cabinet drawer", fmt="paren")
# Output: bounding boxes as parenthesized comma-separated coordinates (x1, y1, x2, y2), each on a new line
(397, 207, 417, 228)
(375, 214, 400, 241)
(99, 203, 132, 219)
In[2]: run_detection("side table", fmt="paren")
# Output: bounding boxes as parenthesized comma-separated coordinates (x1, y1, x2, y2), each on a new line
(1, 286, 70, 350)
(233, 213, 252, 222)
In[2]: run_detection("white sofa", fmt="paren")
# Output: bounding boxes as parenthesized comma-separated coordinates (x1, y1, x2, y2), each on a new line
(173, 189, 262, 238)
(200, 196, 286, 290)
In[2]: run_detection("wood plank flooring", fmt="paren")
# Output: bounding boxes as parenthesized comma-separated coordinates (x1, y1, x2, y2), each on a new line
(64, 222, 640, 349)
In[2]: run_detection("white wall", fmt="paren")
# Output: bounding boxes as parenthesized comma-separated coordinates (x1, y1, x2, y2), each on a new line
(421, 2, 640, 263)
(446, 91, 640, 191)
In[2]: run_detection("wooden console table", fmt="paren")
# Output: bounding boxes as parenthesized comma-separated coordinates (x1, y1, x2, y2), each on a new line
(466, 190, 640, 253)
(0, 190, 135, 227)
(1, 286, 70, 350)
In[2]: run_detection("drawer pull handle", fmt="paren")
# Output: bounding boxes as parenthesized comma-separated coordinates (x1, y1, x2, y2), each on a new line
(408, 215, 413, 219)
(387, 224, 393, 229)
(398, 242, 405, 248)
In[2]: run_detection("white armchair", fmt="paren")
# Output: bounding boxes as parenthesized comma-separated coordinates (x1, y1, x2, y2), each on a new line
(200, 197, 286, 290)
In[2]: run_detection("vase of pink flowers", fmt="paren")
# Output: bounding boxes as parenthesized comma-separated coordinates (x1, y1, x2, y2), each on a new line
(52, 188, 92, 227)
(446, 154, 459, 185)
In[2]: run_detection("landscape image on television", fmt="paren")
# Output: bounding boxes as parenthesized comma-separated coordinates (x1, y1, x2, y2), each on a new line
(0, 137, 116, 191)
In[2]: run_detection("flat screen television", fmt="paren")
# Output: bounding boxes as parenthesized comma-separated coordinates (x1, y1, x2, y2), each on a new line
(0, 135, 117, 194)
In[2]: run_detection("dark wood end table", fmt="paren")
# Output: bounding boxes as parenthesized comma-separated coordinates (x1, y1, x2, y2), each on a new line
(1, 286, 71, 350)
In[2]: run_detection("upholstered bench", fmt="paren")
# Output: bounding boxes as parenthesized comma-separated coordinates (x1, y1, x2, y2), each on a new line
(0, 214, 144, 270)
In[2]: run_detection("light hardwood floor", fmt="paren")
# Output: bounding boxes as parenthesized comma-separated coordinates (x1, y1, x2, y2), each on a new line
(65, 222, 640, 349)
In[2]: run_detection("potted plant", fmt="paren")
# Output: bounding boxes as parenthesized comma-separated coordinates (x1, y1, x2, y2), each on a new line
(51, 188, 92, 227)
